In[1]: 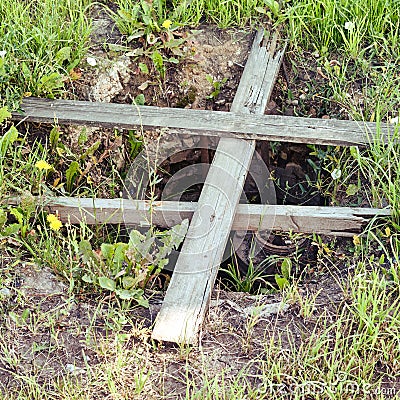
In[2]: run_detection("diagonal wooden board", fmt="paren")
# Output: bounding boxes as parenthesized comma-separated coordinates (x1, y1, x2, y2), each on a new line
(151, 29, 285, 344)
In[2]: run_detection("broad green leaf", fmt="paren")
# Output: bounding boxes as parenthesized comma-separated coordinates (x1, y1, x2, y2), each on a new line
(78, 128, 88, 146)
(127, 32, 146, 42)
(151, 50, 165, 77)
(98, 277, 116, 291)
(9, 208, 23, 225)
(78, 240, 94, 263)
(81, 141, 100, 160)
(116, 289, 136, 300)
(113, 243, 128, 266)
(137, 235, 155, 259)
(39, 72, 64, 91)
(0, 209, 7, 230)
(346, 184, 359, 196)
(55, 47, 72, 64)
(8, 311, 19, 324)
(138, 63, 149, 74)
(49, 126, 60, 149)
(255, 6, 267, 14)
(101, 243, 115, 260)
(1, 223, 20, 236)
(0, 126, 18, 155)
(129, 230, 146, 247)
(65, 161, 80, 192)
(350, 146, 359, 159)
(157, 259, 169, 270)
(134, 94, 145, 105)
(81, 274, 93, 283)
(164, 38, 186, 49)
(0, 106, 11, 124)
(21, 309, 30, 322)
(171, 219, 189, 246)
(281, 258, 292, 280)
(275, 275, 289, 290)
(135, 296, 149, 308)
(122, 276, 136, 289)
(21, 62, 31, 78)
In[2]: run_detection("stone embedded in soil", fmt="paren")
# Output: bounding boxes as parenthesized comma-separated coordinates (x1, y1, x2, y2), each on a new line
(0, 287, 12, 298)
(90, 56, 132, 102)
(209, 297, 290, 319)
(243, 302, 290, 318)
(18, 265, 66, 296)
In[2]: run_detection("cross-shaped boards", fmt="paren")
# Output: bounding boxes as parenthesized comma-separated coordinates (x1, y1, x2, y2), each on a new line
(13, 29, 393, 345)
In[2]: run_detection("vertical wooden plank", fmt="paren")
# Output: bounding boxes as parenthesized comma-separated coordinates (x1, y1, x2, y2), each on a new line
(151, 29, 285, 344)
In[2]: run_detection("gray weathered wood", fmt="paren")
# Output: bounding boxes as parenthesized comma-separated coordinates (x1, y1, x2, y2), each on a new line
(230, 30, 284, 114)
(152, 139, 255, 343)
(14, 97, 394, 146)
(11, 196, 389, 236)
(151, 29, 285, 344)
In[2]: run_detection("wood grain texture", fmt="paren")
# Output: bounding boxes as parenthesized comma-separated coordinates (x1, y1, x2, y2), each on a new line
(151, 29, 285, 344)
(152, 138, 255, 343)
(11, 196, 389, 236)
(14, 96, 394, 146)
(230, 30, 284, 114)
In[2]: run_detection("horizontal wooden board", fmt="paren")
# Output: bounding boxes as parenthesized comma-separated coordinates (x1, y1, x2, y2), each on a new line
(8, 197, 390, 237)
(13, 97, 394, 146)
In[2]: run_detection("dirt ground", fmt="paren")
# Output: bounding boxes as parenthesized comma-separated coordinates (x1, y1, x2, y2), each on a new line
(0, 252, 348, 398)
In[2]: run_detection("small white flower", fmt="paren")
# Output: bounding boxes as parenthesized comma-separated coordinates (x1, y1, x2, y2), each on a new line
(86, 57, 97, 66)
(390, 116, 399, 124)
(344, 21, 355, 31)
(0, 50, 7, 58)
(331, 168, 342, 180)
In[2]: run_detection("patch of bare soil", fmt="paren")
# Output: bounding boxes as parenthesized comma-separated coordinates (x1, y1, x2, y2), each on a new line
(70, 4, 252, 111)
(0, 260, 346, 398)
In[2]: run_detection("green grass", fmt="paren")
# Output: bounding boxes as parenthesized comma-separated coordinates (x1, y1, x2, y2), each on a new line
(279, 0, 400, 123)
(112, 0, 267, 33)
(0, 0, 92, 110)
(354, 124, 400, 224)
(282, 0, 400, 60)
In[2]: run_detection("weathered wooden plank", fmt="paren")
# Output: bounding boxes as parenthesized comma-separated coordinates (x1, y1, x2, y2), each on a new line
(151, 29, 284, 344)
(13, 97, 394, 146)
(152, 138, 254, 344)
(230, 30, 284, 114)
(13, 196, 390, 236)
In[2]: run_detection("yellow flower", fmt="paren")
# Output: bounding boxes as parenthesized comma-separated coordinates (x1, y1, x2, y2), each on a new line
(322, 244, 332, 254)
(47, 214, 62, 231)
(353, 235, 361, 246)
(162, 19, 172, 29)
(35, 160, 52, 171)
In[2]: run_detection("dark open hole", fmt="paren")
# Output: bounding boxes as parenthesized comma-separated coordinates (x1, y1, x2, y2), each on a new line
(143, 141, 327, 292)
